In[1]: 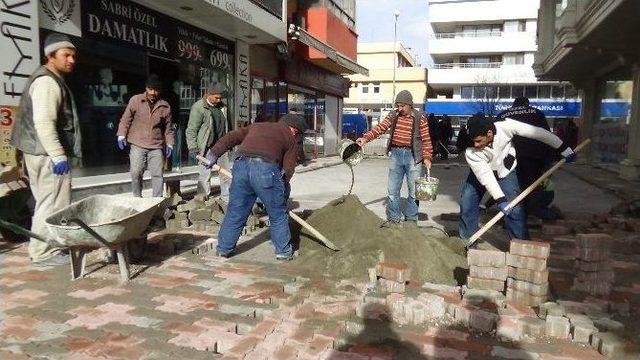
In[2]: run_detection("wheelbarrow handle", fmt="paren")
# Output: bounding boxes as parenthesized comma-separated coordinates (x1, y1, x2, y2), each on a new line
(0, 218, 64, 247)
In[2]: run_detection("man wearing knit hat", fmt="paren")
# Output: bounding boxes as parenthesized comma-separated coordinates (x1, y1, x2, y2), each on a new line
(202, 114, 306, 261)
(356, 90, 433, 227)
(185, 83, 231, 199)
(10, 32, 80, 266)
(116, 74, 174, 197)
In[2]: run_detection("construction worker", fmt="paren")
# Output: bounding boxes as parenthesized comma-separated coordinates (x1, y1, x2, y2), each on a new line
(116, 74, 174, 197)
(185, 83, 231, 199)
(204, 114, 306, 260)
(459, 113, 576, 246)
(10, 33, 80, 266)
(356, 90, 433, 227)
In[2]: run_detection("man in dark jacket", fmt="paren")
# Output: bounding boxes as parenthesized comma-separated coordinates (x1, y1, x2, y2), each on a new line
(116, 75, 174, 197)
(496, 97, 554, 219)
(185, 83, 230, 198)
(204, 114, 306, 261)
(10, 33, 80, 266)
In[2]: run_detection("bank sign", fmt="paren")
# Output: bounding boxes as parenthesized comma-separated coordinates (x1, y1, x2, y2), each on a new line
(424, 101, 583, 117)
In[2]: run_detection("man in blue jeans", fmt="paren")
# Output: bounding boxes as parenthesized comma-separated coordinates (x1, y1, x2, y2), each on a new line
(460, 113, 576, 246)
(356, 90, 433, 227)
(204, 114, 305, 260)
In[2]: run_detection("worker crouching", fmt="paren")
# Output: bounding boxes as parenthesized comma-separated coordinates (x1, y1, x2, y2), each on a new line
(204, 114, 306, 261)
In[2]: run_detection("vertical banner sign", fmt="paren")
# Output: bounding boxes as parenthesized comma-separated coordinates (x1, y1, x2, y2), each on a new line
(39, 0, 82, 37)
(0, 106, 18, 166)
(1, 0, 41, 106)
(235, 40, 250, 126)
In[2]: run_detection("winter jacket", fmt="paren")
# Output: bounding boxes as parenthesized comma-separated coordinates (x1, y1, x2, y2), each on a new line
(185, 98, 229, 155)
(117, 93, 173, 149)
(465, 118, 567, 201)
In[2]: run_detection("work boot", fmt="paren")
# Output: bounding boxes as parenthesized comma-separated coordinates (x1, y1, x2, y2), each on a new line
(32, 253, 70, 267)
(380, 219, 402, 229)
(275, 253, 294, 261)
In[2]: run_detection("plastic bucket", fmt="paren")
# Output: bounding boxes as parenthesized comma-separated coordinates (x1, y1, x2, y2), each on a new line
(415, 176, 440, 201)
(337, 139, 364, 167)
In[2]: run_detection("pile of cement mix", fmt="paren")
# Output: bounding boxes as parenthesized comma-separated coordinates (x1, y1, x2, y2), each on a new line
(295, 195, 467, 285)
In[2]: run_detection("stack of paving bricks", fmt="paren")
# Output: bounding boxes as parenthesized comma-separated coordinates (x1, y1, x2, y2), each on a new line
(373, 261, 412, 293)
(466, 249, 507, 292)
(506, 240, 550, 306)
(572, 233, 614, 296)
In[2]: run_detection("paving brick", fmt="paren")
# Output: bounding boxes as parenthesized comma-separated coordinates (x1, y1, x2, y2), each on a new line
(508, 267, 549, 284)
(571, 280, 612, 296)
(491, 346, 541, 360)
(593, 318, 624, 332)
(506, 254, 547, 271)
(467, 249, 506, 267)
(545, 315, 570, 339)
(505, 288, 546, 306)
(575, 233, 613, 248)
(469, 265, 508, 280)
(591, 332, 625, 357)
(510, 239, 551, 259)
(378, 278, 405, 293)
(521, 317, 545, 338)
(469, 309, 497, 332)
(571, 321, 598, 343)
(454, 305, 476, 326)
(575, 260, 613, 272)
(467, 276, 505, 291)
(576, 270, 614, 283)
(463, 288, 505, 307)
(576, 247, 612, 261)
(376, 262, 411, 283)
(415, 293, 446, 319)
(496, 315, 524, 341)
(501, 300, 537, 318)
(541, 224, 570, 235)
(507, 278, 548, 297)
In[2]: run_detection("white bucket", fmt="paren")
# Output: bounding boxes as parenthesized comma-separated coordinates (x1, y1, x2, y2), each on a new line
(415, 175, 439, 201)
(337, 139, 364, 167)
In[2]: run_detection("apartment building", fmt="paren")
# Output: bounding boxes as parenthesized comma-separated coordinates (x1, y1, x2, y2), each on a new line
(427, 0, 579, 123)
(345, 42, 428, 124)
(535, 0, 640, 179)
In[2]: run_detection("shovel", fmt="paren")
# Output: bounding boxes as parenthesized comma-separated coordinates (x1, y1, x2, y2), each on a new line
(466, 139, 591, 248)
(196, 155, 340, 251)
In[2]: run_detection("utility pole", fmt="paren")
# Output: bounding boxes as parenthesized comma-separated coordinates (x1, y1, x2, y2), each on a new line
(392, 10, 400, 104)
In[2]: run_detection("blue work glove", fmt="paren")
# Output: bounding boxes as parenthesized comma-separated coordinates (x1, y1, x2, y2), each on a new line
(117, 136, 128, 150)
(51, 159, 70, 175)
(205, 152, 219, 169)
(561, 147, 577, 163)
(189, 149, 200, 160)
(496, 198, 512, 216)
(164, 145, 173, 158)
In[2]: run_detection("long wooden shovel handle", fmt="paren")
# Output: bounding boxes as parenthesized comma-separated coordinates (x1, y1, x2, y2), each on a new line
(467, 139, 591, 247)
(196, 155, 340, 251)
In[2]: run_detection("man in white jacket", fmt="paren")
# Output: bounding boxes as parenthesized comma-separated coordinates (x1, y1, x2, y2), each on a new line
(459, 113, 576, 245)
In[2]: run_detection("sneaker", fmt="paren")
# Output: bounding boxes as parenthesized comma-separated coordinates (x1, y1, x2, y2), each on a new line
(32, 253, 70, 267)
(215, 249, 234, 258)
(380, 219, 402, 229)
(275, 253, 294, 261)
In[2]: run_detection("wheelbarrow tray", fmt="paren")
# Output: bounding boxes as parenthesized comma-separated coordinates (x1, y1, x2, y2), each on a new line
(45, 195, 165, 248)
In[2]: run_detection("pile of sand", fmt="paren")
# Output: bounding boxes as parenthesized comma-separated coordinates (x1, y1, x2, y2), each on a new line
(295, 195, 467, 285)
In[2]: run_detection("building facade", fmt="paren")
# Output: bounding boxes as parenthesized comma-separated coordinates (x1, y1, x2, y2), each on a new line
(0, 0, 363, 182)
(427, 0, 581, 124)
(344, 42, 428, 126)
(534, 0, 639, 180)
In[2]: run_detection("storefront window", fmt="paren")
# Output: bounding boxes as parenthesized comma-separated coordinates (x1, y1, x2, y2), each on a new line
(593, 76, 632, 167)
(251, 78, 265, 123)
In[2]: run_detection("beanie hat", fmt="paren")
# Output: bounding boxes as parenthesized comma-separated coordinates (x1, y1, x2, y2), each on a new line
(44, 33, 76, 56)
(146, 74, 163, 89)
(279, 114, 307, 134)
(467, 112, 495, 138)
(395, 90, 413, 106)
(512, 96, 530, 107)
(206, 83, 226, 95)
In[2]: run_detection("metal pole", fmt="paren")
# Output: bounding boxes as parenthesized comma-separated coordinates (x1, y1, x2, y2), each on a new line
(392, 10, 400, 103)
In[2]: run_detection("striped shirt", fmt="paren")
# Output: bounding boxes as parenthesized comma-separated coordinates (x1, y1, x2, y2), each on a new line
(363, 112, 433, 161)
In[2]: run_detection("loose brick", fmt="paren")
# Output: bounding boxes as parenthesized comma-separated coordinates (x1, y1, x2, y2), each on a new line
(541, 224, 570, 235)
(545, 315, 570, 339)
(505, 288, 546, 306)
(467, 249, 506, 267)
(506, 278, 548, 297)
(469, 265, 508, 281)
(575, 233, 613, 248)
(506, 254, 547, 271)
(575, 260, 613, 272)
(510, 239, 550, 259)
(454, 305, 476, 326)
(415, 293, 446, 319)
(576, 247, 611, 262)
(469, 309, 497, 332)
(463, 288, 505, 307)
(376, 262, 411, 283)
(591, 332, 625, 357)
(593, 318, 624, 332)
(521, 317, 545, 338)
(508, 267, 549, 284)
(571, 322, 598, 343)
(496, 315, 524, 341)
(576, 270, 614, 283)
(467, 276, 505, 291)
(188, 208, 213, 222)
(378, 278, 405, 293)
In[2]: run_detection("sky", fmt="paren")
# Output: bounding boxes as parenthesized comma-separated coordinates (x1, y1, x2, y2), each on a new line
(356, 0, 433, 67)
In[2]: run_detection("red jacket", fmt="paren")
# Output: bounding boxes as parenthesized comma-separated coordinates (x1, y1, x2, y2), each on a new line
(117, 94, 174, 149)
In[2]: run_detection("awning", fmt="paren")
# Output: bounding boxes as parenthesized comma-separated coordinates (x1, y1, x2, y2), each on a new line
(289, 25, 369, 76)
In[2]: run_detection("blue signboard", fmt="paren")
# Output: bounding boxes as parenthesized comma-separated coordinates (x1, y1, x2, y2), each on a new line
(423, 100, 631, 118)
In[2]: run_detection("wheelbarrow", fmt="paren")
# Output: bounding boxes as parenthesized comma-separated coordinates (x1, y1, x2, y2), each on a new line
(0, 195, 166, 283)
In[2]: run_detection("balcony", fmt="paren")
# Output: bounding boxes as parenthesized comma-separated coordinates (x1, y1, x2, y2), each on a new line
(430, 31, 537, 55)
(429, 0, 539, 24)
(428, 63, 537, 85)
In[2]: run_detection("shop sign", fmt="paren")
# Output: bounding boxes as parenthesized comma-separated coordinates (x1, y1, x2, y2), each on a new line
(176, 24, 233, 71)
(39, 0, 82, 37)
(205, 0, 286, 41)
(235, 41, 250, 125)
(0, 106, 18, 166)
(0, 0, 40, 106)
(82, 0, 174, 54)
